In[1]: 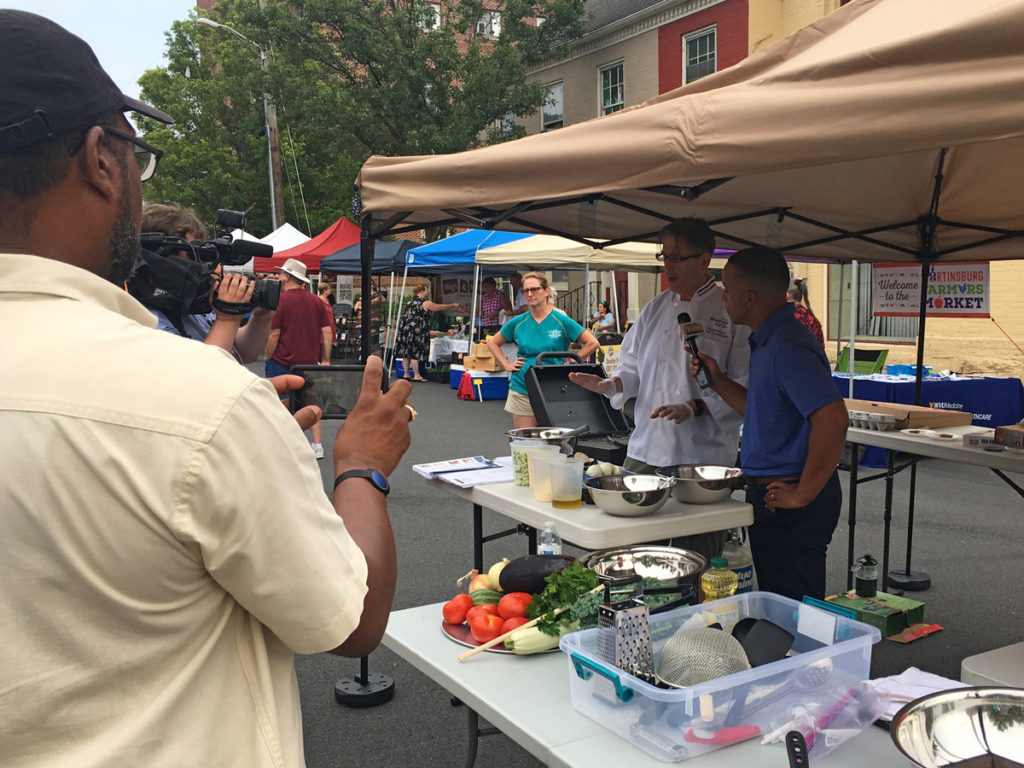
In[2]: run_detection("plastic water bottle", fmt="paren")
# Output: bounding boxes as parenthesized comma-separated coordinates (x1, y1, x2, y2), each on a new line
(537, 521, 562, 555)
(701, 557, 739, 602)
(721, 529, 754, 594)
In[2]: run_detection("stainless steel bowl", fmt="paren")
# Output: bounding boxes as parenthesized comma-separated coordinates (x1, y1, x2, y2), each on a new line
(581, 545, 707, 586)
(506, 427, 583, 455)
(584, 473, 676, 517)
(890, 686, 1024, 768)
(656, 464, 744, 505)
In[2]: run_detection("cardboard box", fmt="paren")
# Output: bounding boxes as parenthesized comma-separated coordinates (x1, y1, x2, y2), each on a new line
(994, 424, 1024, 449)
(964, 429, 998, 449)
(463, 355, 503, 372)
(827, 590, 925, 637)
(844, 398, 973, 430)
(471, 342, 494, 358)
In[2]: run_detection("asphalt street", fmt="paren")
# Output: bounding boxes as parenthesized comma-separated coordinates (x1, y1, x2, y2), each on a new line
(249, 366, 1024, 768)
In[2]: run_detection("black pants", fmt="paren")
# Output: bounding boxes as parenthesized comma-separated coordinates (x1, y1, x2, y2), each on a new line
(745, 471, 842, 601)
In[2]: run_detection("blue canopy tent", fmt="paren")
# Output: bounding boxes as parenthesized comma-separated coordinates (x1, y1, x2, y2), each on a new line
(320, 239, 416, 274)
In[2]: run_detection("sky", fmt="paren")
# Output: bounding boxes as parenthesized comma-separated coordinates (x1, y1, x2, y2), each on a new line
(4, 1, 198, 99)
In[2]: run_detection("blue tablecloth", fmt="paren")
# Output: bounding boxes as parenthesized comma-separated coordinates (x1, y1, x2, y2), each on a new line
(833, 374, 1024, 466)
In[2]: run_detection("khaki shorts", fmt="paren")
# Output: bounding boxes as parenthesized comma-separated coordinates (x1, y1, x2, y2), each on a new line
(503, 390, 535, 417)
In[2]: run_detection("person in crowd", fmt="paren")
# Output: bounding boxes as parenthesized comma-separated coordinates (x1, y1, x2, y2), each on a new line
(0, 11, 413, 766)
(477, 275, 512, 336)
(692, 246, 848, 600)
(317, 279, 338, 348)
(569, 218, 750, 562)
(488, 272, 599, 428)
(788, 277, 824, 347)
(395, 283, 463, 381)
(509, 270, 528, 316)
(591, 300, 616, 332)
(137, 203, 273, 362)
(265, 258, 334, 458)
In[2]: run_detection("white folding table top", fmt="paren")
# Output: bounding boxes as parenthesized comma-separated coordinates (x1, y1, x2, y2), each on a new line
(846, 425, 1024, 474)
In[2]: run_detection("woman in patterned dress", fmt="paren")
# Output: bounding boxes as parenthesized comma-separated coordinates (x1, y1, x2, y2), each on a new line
(395, 284, 463, 381)
(789, 278, 824, 347)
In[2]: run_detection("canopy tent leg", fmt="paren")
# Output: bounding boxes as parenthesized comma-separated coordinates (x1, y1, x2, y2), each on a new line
(611, 276, 621, 334)
(359, 223, 375, 363)
(469, 264, 480, 342)
(847, 260, 857, 396)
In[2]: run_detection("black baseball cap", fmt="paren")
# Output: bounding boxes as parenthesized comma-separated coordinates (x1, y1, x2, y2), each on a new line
(0, 10, 173, 153)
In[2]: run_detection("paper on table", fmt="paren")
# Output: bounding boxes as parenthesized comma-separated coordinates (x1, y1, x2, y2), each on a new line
(412, 456, 498, 479)
(867, 666, 969, 721)
(441, 465, 514, 488)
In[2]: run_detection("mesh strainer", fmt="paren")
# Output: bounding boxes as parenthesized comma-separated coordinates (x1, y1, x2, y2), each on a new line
(656, 626, 751, 689)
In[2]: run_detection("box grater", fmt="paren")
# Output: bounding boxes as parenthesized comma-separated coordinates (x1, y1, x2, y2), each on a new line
(595, 574, 656, 685)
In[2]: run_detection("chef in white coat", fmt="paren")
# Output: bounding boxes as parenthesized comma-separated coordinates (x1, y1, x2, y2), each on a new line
(570, 218, 749, 561)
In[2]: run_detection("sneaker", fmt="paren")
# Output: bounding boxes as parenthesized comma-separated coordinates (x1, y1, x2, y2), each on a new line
(312, 443, 325, 459)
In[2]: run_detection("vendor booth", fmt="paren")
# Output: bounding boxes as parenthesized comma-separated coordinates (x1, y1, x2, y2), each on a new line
(252, 216, 360, 272)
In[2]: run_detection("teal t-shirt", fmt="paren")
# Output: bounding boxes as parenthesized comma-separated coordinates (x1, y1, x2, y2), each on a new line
(500, 310, 585, 394)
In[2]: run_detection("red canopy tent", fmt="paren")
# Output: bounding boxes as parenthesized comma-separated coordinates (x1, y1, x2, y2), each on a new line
(251, 217, 361, 272)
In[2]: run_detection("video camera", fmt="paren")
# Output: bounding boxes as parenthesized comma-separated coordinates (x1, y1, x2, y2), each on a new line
(128, 209, 280, 316)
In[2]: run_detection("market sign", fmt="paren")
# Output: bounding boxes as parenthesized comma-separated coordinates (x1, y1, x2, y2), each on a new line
(441, 276, 473, 310)
(872, 262, 990, 318)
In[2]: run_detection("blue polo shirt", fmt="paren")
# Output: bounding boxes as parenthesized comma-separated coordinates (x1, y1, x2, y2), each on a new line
(500, 310, 585, 395)
(741, 303, 841, 477)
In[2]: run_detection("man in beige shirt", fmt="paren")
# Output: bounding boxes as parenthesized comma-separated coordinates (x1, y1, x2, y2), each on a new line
(0, 11, 414, 767)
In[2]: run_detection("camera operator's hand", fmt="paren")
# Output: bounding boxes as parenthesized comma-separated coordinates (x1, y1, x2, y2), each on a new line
(212, 268, 254, 320)
(334, 355, 412, 477)
(268, 374, 322, 431)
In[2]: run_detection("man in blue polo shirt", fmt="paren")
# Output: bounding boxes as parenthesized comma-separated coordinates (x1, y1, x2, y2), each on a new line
(693, 246, 848, 600)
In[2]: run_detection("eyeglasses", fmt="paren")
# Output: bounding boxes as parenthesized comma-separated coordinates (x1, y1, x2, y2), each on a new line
(522, 286, 545, 294)
(655, 249, 704, 264)
(71, 125, 163, 182)
(101, 126, 162, 182)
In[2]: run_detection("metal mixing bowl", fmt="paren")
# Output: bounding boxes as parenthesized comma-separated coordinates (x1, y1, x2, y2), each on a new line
(656, 464, 744, 504)
(506, 427, 583, 455)
(890, 686, 1024, 768)
(581, 545, 707, 586)
(584, 473, 676, 517)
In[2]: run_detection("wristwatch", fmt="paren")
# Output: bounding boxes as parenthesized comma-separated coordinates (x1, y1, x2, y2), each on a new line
(333, 469, 390, 496)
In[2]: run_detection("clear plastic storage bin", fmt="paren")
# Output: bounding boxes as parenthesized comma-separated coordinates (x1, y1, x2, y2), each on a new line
(558, 591, 880, 762)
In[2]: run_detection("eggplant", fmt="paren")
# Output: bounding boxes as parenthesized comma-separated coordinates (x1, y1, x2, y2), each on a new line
(498, 554, 575, 595)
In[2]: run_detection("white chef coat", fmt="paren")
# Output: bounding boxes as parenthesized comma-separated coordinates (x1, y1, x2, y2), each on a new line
(610, 279, 750, 468)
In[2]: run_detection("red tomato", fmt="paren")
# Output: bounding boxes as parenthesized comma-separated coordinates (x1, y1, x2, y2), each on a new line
(442, 594, 473, 625)
(500, 616, 530, 634)
(497, 592, 534, 620)
(465, 603, 500, 623)
(468, 613, 504, 644)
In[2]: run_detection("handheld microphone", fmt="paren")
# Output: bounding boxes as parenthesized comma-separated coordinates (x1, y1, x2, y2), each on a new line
(678, 312, 712, 389)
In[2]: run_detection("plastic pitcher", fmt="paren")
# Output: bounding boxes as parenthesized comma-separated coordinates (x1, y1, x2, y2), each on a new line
(549, 457, 584, 509)
(527, 445, 561, 489)
(531, 455, 565, 503)
(510, 439, 543, 487)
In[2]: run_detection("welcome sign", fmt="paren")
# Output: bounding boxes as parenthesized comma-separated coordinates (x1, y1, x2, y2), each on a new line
(872, 262, 990, 318)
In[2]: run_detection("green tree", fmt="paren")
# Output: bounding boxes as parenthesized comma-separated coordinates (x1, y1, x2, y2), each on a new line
(137, 1, 585, 238)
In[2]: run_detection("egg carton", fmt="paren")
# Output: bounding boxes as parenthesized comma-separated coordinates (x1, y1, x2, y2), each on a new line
(848, 410, 898, 430)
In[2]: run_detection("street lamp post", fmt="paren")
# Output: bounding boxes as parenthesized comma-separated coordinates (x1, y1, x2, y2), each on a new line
(197, 18, 285, 231)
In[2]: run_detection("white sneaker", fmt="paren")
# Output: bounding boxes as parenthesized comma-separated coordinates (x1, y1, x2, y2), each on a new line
(312, 443, 325, 459)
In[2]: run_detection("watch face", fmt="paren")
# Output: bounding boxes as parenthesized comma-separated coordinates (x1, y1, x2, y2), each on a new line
(370, 470, 389, 492)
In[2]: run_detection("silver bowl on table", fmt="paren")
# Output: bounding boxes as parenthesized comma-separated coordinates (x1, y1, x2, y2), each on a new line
(581, 545, 707, 586)
(584, 473, 675, 517)
(890, 686, 1024, 768)
(506, 426, 585, 455)
(656, 464, 744, 505)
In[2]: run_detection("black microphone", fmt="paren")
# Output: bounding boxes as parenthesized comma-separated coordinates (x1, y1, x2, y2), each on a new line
(678, 312, 712, 389)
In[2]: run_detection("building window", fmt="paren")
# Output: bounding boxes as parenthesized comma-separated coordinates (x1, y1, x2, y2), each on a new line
(498, 111, 515, 137)
(542, 81, 563, 131)
(827, 265, 919, 342)
(475, 10, 501, 37)
(684, 26, 716, 83)
(420, 2, 441, 30)
(599, 62, 624, 115)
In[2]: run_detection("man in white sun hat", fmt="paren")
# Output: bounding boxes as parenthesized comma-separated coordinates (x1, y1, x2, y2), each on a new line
(266, 257, 335, 457)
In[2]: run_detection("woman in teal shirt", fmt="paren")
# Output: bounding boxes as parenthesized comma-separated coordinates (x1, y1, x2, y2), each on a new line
(486, 272, 599, 428)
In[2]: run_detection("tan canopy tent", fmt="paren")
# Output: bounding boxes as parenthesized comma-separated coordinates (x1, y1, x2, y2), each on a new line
(356, 0, 1024, 266)
(475, 236, 661, 272)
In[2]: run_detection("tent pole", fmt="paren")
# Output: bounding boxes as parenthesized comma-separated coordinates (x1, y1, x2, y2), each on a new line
(386, 266, 410, 374)
(611, 275, 621, 335)
(359, 221, 375, 364)
(847, 260, 857, 397)
(913, 261, 930, 405)
(469, 264, 480, 343)
(836, 263, 845, 361)
(583, 264, 591, 325)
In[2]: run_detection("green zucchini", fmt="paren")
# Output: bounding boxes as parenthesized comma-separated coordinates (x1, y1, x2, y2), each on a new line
(469, 588, 503, 605)
(498, 554, 575, 595)
(504, 620, 580, 654)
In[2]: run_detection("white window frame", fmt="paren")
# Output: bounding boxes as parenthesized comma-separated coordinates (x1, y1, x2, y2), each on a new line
(684, 25, 716, 83)
(475, 10, 501, 37)
(420, 2, 441, 31)
(542, 81, 563, 131)
(599, 61, 624, 116)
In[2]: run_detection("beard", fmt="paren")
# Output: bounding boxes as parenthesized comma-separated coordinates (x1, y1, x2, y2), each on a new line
(105, 180, 140, 287)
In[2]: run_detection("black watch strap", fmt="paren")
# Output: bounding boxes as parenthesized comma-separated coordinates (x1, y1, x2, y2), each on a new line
(692, 398, 707, 417)
(333, 469, 390, 496)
